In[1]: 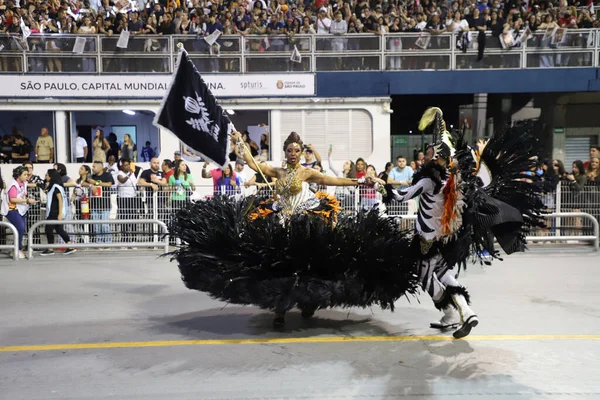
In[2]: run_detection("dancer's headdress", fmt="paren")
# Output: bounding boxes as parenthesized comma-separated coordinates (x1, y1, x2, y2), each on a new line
(419, 107, 455, 161)
(283, 131, 303, 152)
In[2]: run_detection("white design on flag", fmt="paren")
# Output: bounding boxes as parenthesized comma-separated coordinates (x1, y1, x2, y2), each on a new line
(183, 92, 219, 142)
(210, 124, 220, 141)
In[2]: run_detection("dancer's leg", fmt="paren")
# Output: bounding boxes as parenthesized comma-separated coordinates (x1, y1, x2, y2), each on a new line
(299, 303, 318, 319)
(419, 255, 446, 302)
(273, 311, 286, 329)
(436, 268, 478, 338)
(422, 256, 461, 330)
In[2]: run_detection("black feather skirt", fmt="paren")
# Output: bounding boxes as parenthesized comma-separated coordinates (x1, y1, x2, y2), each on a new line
(167, 195, 421, 313)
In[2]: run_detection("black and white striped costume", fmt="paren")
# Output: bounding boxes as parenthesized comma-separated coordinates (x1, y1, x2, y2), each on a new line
(391, 173, 463, 305)
(386, 109, 544, 338)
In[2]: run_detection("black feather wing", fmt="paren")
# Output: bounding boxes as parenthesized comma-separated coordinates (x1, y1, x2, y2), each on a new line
(452, 121, 545, 263)
(479, 120, 545, 230)
(166, 195, 421, 313)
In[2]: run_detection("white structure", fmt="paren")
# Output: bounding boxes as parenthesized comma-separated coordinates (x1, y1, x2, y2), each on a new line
(0, 97, 392, 196)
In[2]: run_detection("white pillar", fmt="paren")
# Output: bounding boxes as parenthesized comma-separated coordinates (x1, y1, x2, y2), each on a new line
(269, 110, 282, 165)
(472, 93, 488, 140)
(54, 111, 70, 164)
(159, 128, 180, 161)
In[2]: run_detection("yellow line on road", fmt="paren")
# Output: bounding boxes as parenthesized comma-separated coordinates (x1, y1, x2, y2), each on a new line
(1, 335, 600, 352)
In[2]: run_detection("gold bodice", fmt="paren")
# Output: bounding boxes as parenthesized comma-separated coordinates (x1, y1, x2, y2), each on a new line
(275, 164, 303, 198)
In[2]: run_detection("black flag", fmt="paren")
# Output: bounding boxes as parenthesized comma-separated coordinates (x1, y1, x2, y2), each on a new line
(154, 48, 232, 168)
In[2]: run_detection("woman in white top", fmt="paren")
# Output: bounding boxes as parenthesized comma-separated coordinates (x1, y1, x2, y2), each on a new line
(77, 16, 97, 72)
(446, 11, 469, 33)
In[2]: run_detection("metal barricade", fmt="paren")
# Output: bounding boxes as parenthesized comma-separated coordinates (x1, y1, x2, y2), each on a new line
(25, 186, 45, 248)
(33, 179, 595, 255)
(27, 219, 170, 259)
(556, 182, 600, 213)
(0, 221, 20, 261)
(527, 213, 599, 251)
(550, 182, 600, 238)
(385, 212, 598, 251)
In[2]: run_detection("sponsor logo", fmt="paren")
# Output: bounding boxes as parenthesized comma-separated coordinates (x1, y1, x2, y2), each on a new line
(279, 80, 307, 89)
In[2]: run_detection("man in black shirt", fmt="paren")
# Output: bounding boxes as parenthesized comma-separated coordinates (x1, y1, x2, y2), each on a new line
(139, 157, 167, 191)
(11, 131, 32, 163)
(87, 160, 114, 244)
(138, 157, 168, 233)
(360, 8, 377, 32)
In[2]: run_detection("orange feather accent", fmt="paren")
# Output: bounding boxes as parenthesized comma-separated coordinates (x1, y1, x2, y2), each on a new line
(441, 163, 458, 236)
(249, 192, 341, 222)
(312, 191, 341, 222)
(248, 200, 275, 221)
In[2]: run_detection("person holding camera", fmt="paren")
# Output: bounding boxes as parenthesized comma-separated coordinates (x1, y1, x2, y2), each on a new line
(1, 166, 38, 259)
(300, 142, 322, 169)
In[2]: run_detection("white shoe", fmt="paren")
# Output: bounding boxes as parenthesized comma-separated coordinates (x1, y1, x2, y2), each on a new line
(451, 293, 479, 339)
(430, 305, 461, 330)
(18, 251, 26, 259)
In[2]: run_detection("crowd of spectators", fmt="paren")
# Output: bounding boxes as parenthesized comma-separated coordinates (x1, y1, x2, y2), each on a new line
(2, 0, 599, 71)
(1, 0, 599, 40)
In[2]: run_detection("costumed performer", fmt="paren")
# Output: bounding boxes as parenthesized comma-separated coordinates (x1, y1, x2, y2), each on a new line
(384, 107, 543, 339)
(234, 130, 360, 223)
(167, 131, 422, 329)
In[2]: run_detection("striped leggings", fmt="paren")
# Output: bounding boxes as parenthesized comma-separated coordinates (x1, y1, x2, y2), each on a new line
(419, 254, 460, 302)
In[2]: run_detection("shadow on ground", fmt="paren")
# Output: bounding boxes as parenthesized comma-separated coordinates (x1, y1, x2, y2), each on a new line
(147, 306, 396, 338)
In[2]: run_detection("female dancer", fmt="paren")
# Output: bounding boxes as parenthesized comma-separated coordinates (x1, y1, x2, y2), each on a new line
(168, 131, 421, 329)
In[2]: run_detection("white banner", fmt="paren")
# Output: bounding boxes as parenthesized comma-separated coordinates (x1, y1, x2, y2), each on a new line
(0, 74, 315, 98)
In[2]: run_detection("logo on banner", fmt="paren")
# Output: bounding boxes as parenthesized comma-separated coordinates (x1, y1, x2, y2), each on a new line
(183, 92, 220, 142)
(277, 79, 307, 90)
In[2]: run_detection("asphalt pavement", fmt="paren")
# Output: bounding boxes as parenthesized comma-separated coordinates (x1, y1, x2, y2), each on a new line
(0, 247, 599, 400)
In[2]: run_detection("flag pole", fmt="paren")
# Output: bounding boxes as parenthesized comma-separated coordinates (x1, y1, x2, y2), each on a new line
(233, 131, 274, 193)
